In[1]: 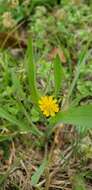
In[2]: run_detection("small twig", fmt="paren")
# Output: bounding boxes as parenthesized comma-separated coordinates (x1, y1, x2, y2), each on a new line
(1, 21, 25, 49)
(45, 167, 50, 190)
(45, 137, 56, 190)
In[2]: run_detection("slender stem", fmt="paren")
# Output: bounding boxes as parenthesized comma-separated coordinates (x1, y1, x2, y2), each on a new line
(45, 139, 56, 190)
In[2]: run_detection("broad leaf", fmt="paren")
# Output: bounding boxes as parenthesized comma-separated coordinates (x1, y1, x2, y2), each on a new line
(50, 105, 92, 130)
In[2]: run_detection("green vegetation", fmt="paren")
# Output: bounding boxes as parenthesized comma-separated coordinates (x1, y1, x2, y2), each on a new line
(0, 0, 92, 189)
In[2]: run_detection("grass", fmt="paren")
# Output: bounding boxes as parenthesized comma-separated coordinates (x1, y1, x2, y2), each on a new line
(0, 0, 92, 190)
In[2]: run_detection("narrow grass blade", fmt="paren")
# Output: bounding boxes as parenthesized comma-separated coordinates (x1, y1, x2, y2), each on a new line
(54, 55, 64, 97)
(26, 37, 40, 106)
(11, 69, 24, 99)
(0, 107, 43, 137)
(31, 157, 48, 186)
(0, 133, 16, 142)
(67, 48, 89, 100)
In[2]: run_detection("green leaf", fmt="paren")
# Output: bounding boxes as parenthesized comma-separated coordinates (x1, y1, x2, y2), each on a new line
(31, 107, 40, 122)
(0, 133, 16, 142)
(31, 157, 47, 186)
(0, 107, 43, 137)
(11, 69, 25, 99)
(26, 37, 40, 106)
(0, 107, 26, 131)
(11, 66, 43, 138)
(54, 55, 64, 96)
(50, 105, 92, 130)
(67, 48, 89, 100)
(73, 174, 86, 190)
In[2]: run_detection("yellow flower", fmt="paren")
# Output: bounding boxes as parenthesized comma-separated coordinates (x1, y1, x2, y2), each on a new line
(39, 96, 59, 117)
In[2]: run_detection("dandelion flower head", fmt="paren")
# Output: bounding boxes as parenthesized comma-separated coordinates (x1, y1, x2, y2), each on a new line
(39, 96, 59, 117)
